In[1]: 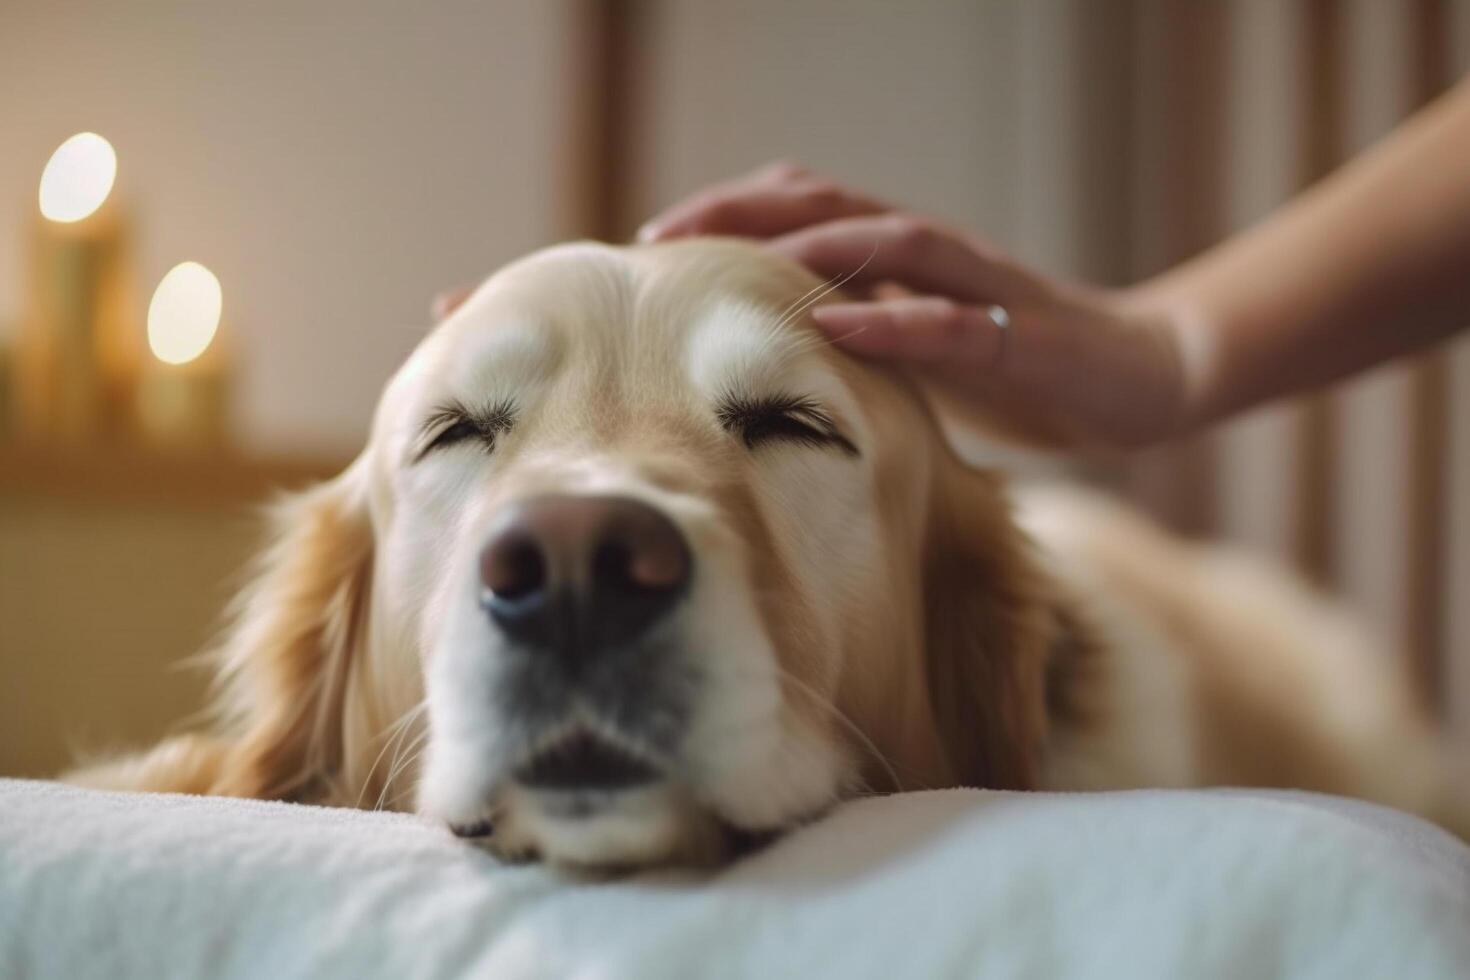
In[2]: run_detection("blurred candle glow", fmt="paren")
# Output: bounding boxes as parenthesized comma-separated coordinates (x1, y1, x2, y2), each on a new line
(148, 262, 222, 364)
(137, 261, 230, 448)
(20, 131, 137, 441)
(38, 133, 118, 223)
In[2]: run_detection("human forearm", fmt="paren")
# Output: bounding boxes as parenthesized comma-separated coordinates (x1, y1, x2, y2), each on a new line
(1131, 77, 1470, 427)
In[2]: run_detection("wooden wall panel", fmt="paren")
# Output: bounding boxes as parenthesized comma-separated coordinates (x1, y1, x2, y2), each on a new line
(1119, 0, 1230, 539)
(1444, 0, 1470, 753)
(1400, 0, 1455, 715)
(1447, 337, 1470, 751)
(1214, 0, 1306, 568)
(1333, 0, 1416, 672)
(1293, 0, 1345, 589)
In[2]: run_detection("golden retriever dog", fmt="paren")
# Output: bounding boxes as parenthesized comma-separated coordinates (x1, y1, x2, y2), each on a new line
(69, 239, 1468, 868)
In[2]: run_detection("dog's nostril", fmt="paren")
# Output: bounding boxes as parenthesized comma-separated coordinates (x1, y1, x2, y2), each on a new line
(627, 535, 688, 592)
(480, 534, 547, 601)
(591, 538, 685, 595)
(592, 540, 635, 591)
(478, 495, 691, 651)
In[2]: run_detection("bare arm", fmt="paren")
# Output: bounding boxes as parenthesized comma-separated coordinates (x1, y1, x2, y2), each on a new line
(1138, 76, 1470, 428)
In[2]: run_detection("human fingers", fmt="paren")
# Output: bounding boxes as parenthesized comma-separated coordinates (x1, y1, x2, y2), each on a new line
(431, 284, 476, 322)
(770, 213, 1035, 307)
(637, 162, 887, 242)
(809, 297, 1007, 370)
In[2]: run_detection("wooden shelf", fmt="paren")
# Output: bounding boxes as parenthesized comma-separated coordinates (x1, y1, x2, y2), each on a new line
(0, 441, 348, 509)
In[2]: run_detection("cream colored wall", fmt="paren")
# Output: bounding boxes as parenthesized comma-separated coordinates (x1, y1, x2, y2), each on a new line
(632, 0, 1027, 257)
(0, 1, 578, 456)
(1, 496, 257, 776)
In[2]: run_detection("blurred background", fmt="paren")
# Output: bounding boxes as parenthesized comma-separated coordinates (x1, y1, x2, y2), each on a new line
(2, 0, 1468, 777)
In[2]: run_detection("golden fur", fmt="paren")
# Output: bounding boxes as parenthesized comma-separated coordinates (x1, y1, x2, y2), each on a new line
(67, 239, 1468, 864)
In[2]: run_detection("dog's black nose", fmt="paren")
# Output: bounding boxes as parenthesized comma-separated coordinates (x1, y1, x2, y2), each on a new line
(478, 495, 691, 654)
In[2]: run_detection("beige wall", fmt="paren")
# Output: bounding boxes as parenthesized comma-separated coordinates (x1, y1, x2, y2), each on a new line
(1, 496, 255, 776)
(0, 0, 578, 456)
(633, 1, 1026, 259)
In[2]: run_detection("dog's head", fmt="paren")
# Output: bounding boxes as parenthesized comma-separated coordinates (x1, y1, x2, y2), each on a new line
(207, 239, 1053, 867)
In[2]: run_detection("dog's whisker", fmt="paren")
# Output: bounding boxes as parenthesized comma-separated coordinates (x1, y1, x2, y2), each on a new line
(772, 258, 861, 327)
(773, 243, 880, 332)
(779, 670, 910, 794)
(374, 746, 426, 814)
(375, 725, 431, 813)
(373, 717, 429, 811)
(812, 324, 872, 349)
(356, 702, 428, 810)
(723, 662, 913, 794)
(383, 740, 435, 810)
(773, 277, 839, 327)
(384, 771, 425, 811)
(775, 270, 850, 330)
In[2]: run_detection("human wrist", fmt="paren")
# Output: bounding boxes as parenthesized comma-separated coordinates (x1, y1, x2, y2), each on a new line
(1111, 282, 1221, 439)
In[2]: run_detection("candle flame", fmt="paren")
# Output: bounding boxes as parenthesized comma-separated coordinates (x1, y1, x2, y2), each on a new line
(148, 262, 223, 365)
(39, 133, 118, 223)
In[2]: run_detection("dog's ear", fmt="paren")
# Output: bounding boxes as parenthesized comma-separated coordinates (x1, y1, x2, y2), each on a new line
(206, 456, 376, 800)
(920, 445, 1052, 790)
(68, 458, 376, 801)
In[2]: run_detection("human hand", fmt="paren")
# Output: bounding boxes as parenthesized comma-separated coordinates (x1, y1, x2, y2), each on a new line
(639, 162, 1197, 450)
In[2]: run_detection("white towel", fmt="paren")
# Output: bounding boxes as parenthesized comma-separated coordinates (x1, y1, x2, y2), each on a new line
(2, 779, 1467, 979)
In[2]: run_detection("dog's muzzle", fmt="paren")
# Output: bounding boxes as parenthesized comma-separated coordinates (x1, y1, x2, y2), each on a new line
(477, 494, 695, 799)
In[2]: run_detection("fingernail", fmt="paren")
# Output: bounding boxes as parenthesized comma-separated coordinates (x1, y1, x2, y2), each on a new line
(635, 222, 660, 243)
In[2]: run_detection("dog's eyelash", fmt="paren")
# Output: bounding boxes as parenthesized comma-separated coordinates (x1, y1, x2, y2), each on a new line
(716, 394, 858, 457)
(415, 399, 516, 461)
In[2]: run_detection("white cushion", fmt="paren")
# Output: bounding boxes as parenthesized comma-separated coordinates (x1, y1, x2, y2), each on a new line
(1, 779, 1466, 979)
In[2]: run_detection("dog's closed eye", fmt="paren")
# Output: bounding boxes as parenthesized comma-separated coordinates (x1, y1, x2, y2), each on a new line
(415, 400, 517, 461)
(717, 394, 858, 457)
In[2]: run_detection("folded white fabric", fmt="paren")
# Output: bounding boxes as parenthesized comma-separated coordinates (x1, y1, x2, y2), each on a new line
(1, 778, 1467, 980)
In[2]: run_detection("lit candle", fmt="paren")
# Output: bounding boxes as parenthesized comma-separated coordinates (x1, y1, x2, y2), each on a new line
(18, 133, 141, 442)
(135, 261, 230, 448)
